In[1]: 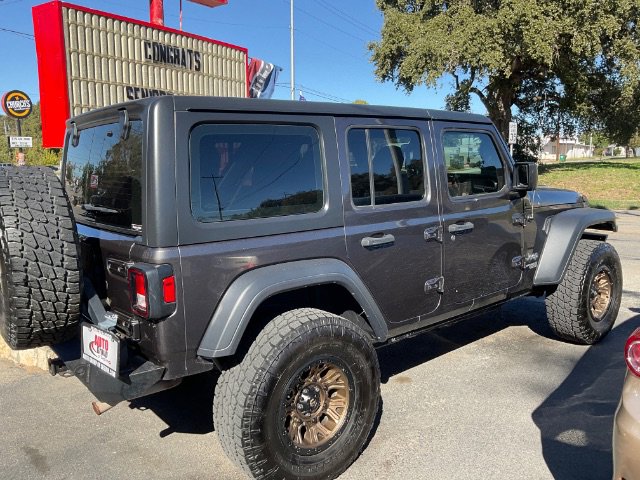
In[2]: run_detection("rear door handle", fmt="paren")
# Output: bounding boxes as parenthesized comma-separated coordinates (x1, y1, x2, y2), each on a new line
(448, 222, 474, 234)
(361, 233, 395, 249)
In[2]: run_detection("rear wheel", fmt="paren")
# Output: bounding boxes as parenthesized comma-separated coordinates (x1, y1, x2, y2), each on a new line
(545, 239, 622, 344)
(0, 167, 80, 349)
(213, 308, 380, 480)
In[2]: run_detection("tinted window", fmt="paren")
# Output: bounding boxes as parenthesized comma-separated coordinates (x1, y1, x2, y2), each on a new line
(64, 121, 143, 232)
(347, 129, 371, 204)
(347, 128, 425, 206)
(190, 124, 324, 222)
(443, 131, 505, 197)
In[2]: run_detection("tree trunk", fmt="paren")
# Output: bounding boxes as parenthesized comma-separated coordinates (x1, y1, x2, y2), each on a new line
(472, 78, 513, 141)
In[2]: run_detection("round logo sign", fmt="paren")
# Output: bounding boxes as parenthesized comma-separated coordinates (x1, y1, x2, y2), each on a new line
(2, 90, 32, 119)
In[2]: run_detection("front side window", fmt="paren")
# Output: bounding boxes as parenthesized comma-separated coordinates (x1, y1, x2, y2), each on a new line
(443, 131, 506, 197)
(347, 128, 425, 206)
(190, 124, 324, 222)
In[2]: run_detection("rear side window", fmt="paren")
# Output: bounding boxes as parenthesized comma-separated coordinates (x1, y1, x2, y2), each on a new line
(64, 120, 143, 232)
(347, 128, 425, 206)
(190, 124, 324, 222)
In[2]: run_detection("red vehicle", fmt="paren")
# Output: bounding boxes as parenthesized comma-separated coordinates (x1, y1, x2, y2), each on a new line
(613, 327, 640, 479)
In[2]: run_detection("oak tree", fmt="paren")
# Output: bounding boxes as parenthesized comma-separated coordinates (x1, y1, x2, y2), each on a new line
(370, 0, 640, 142)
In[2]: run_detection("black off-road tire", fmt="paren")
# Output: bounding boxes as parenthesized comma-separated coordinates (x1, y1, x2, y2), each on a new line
(213, 308, 380, 480)
(0, 166, 80, 349)
(545, 239, 622, 344)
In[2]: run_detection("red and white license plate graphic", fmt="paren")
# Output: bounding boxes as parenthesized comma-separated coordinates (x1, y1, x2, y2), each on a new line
(82, 324, 120, 377)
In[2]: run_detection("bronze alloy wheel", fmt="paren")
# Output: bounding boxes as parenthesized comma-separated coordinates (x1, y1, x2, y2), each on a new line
(214, 310, 380, 479)
(590, 270, 613, 321)
(284, 361, 351, 449)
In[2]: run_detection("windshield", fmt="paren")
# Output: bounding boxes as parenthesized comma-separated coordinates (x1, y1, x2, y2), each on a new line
(64, 120, 143, 232)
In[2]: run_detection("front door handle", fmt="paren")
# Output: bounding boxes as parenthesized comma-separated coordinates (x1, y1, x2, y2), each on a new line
(448, 222, 474, 234)
(361, 233, 395, 249)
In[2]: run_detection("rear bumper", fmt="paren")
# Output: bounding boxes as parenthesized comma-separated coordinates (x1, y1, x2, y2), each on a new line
(66, 279, 170, 404)
(613, 373, 640, 480)
(63, 354, 166, 405)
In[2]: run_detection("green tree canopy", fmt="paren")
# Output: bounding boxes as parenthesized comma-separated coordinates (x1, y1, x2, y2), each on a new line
(370, 0, 640, 143)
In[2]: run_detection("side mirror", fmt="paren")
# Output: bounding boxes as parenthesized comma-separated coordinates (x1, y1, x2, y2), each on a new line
(512, 162, 538, 192)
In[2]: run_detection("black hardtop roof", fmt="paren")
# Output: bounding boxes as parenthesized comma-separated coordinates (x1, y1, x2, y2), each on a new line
(68, 95, 492, 125)
(173, 96, 492, 123)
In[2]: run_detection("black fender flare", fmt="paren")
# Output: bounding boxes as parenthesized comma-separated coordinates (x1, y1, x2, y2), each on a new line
(197, 258, 389, 358)
(533, 207, 617, 286)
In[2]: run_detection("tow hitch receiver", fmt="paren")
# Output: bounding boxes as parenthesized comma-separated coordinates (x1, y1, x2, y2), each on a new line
(48, 358, 68, 376)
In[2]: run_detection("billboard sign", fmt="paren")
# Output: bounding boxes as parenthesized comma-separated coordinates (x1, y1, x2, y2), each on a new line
(32, 1, 248, 147)
(2, 90, 33, 119)
(188, 0, 229, 6)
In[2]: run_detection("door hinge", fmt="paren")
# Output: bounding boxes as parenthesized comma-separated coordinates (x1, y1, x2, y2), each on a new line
(424, 225, 443, 243)
(425, 276, 444, 294)
(512, 212, 534, 227)
(511, 252, 539, 270)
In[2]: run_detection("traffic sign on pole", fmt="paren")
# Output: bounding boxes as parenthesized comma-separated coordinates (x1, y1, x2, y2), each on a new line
(9, 136, 32, 148)
(508, 121, 518, 145)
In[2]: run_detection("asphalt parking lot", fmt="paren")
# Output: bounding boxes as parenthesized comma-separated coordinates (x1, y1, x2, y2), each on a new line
(1, 211, 638, 480)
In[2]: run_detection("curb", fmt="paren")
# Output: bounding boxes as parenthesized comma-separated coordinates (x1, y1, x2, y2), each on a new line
(0, 336, 57, 372)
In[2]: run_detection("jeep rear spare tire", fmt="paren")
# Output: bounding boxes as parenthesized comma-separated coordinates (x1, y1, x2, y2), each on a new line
(0, 166, 80, 349)
(213, 308, 380, 480)
(545, 239, 622, 344)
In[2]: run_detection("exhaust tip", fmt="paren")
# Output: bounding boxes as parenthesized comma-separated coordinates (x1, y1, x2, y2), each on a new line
(92, 401, 115, 415)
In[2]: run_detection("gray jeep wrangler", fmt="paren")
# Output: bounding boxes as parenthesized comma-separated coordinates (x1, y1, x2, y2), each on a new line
(0, 97, 622, 480)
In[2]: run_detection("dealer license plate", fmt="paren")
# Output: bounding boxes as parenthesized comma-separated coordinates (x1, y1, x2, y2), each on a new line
(82, 324, 120, 378)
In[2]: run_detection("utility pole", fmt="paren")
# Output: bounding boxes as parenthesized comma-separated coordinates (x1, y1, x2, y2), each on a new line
(555, 111, 561, 162)
(290, 0, 295, 100)
(16, 117, 23, 165)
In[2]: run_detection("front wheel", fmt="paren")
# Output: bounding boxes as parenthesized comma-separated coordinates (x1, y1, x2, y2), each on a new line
(213, 308, 380, 480)
(545, 239, 622, 344)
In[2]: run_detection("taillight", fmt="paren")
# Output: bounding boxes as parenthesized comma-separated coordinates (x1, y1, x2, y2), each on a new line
(162, 275, 176, 303)
(625, 328, 640, 378)
(128, 268, 149, 318)
(127, 263, 176, 319)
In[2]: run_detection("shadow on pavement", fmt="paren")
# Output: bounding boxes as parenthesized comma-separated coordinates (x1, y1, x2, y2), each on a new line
(532, 315, 640, 480)
(377, 296, 553, 383)
(50, 337, 221, 438)
(129, 370, 219, 437)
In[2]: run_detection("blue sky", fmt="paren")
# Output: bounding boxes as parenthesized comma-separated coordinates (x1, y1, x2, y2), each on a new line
(0, 0, 485, 112)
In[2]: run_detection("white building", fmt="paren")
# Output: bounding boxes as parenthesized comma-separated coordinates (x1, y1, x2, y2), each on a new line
(540, 136, 594, 160)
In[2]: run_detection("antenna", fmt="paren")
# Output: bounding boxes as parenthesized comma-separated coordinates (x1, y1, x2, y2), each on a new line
(290, 0, 295, 100)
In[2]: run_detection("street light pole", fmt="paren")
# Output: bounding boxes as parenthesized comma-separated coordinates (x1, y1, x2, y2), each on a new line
(290, 0, 295, 100)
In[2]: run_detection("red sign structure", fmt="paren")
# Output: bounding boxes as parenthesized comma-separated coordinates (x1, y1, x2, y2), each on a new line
(32, 1, 248, 148)
(188, 0, 229, 6)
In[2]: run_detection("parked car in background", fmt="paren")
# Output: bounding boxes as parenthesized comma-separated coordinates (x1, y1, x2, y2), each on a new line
(613, 328, 640, 480)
